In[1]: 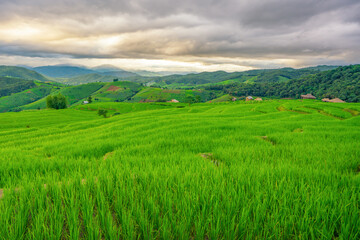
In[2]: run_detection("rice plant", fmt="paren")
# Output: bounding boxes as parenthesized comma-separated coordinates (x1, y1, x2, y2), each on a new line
(0, 100, 359, 239)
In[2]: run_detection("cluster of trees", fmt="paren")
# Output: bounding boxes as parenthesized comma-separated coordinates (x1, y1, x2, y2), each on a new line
(97, 109, 108, 118)
(46, 93, 68, 109)
(185, 95, 202, 104)
(206, 65, 360, 102)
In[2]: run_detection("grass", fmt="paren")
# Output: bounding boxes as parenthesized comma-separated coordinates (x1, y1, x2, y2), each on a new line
(0, 100, 359, 239)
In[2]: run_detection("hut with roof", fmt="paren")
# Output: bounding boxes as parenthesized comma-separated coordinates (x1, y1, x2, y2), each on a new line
(255, 97, 263, 101)
(301, 93, 316, 99)
(329, 98, 346, 103)
(246, 96, 253, 101)
(321, 98, 330, 102)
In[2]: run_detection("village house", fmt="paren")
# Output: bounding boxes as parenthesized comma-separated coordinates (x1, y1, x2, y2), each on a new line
(329, 98, 346, 103)
(170, 99, 179, 103)
(83, 100, 89, 104)
(301, 93, 316, 99)
(255, 97, 263, 101)
(322, 98, 346, 103)
(246, 96, 253, 101)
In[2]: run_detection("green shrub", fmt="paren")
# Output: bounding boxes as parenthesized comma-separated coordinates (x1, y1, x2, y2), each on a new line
(97, 109, 108, 118)
(46, 93, 68, 109)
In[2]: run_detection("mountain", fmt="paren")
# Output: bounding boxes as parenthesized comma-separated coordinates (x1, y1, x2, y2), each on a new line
(91, 64, 124, 72)
(132, 70, 165, 77)
(61, 73, 120, 85)
(92, 65, 177, 77)
(33, 65, 96, 78)
(0, 66, 49, 82)
(99, 71, 139, 78)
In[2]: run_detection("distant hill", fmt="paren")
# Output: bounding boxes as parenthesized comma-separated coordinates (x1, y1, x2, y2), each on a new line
(48, 71, 139, 85)
(93, 65, 170, 77)
(123, 65, 339, 88)
(91, 64, 124, 72)
(132, 70, 165, 77)
(56, 73, 118, 85)
(206, 65, 360, 102)
(0, 66, 49, 82)
(33, 65, 96, 78)
(99, 71, 139, 78)
(31, 65, 138, 84)
(30, 64, 339, 87)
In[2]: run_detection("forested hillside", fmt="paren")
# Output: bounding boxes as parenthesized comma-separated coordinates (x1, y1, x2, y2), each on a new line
(206, 65, 360, 102)
(0, 84, 53, 112)
(0, 77, 36, 97)
(19, 81, 143, 111)
(123, 66, 338, 88)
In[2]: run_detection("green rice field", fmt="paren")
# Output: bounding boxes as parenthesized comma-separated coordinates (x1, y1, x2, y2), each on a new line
(0, 100, 359, 239)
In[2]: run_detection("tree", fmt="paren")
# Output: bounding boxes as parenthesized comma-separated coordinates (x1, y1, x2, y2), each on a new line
(97, 109, 108, 118)
(87, 96, 93, 103)
(195, 95, 202, 103)
(46, 93, 68, 109)
(113, 79, 119, 82)
(185, 95, 196, 106)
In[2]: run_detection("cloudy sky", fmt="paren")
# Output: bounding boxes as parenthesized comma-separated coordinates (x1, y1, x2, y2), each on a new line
(0, 0, 359, 72)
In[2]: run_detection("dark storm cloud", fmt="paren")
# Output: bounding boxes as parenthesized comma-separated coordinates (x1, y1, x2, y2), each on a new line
(0, 0, 359, 68)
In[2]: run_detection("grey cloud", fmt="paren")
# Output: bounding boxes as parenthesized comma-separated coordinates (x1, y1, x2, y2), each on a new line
(0, 0, 360, 68)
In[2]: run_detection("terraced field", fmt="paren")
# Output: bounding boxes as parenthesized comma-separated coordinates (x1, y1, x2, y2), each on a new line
(0, 100, 359, 239)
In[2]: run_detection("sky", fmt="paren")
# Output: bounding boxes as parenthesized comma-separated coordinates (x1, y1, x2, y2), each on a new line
(0, 0, 359, 72)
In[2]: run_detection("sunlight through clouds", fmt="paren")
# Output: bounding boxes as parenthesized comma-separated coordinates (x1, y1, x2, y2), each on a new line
(0, 0, 359, 71)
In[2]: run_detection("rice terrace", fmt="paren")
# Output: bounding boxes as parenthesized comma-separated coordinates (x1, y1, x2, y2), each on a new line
(1, 0, 360, 239)
(0, 99, 359, 239)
